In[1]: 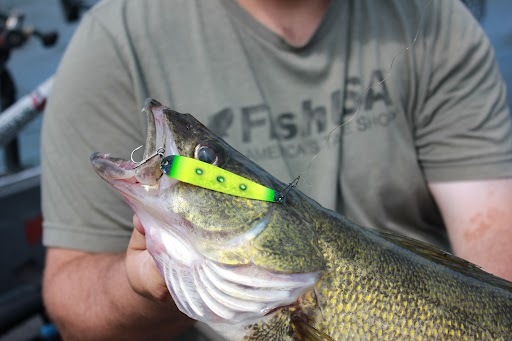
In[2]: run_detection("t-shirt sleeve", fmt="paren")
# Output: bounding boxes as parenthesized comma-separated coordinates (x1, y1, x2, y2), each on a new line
(41, 11, 144, 252)
(415, 0, 512, 182)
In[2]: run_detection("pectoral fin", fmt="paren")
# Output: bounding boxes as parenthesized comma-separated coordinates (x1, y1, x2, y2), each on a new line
(291, 312, 334, 341)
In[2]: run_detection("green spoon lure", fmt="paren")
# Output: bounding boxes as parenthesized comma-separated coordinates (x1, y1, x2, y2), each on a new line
(161, 155, 281, 203)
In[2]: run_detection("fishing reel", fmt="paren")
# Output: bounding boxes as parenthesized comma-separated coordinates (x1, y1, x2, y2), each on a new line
(0, 9, 58, 172)
(0, 11, 58, 54)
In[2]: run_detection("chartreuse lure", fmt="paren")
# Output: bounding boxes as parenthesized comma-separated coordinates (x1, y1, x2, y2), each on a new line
(161, 155, 280, 202)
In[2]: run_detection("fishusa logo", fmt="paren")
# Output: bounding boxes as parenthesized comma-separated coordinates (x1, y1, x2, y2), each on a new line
(208, 70, 396, 161)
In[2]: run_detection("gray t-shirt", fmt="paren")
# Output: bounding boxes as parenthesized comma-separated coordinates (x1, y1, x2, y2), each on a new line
(42, 0, 512, 254)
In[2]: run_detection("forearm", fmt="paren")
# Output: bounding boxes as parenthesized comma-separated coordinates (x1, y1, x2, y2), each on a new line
(429, 179, 512, 282)
(451, 225, 512, 282)
(43, 248, 194, 340)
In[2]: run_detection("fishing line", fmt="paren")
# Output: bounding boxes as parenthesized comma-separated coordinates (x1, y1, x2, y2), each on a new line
(286, 0, 434, 196)
(134, 0, 434, 203)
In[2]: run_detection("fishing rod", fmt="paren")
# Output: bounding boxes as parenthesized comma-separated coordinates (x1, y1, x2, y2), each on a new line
(0, 9, 58, 172)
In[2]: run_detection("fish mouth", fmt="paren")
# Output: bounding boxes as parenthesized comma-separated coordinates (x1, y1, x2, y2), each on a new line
(90, 99, 179, 197)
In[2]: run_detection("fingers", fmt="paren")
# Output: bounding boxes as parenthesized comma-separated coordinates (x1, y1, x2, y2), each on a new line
(129, 216, 147, 252)
(126, 216, 172, 303)
(133, 214, 145, 235)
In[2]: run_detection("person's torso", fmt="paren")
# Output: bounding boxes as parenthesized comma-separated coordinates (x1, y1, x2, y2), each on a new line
(96, 0, 448, 248)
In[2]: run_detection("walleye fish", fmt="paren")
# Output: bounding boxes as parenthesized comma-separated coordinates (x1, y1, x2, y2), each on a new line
(91, 99, 512, 340)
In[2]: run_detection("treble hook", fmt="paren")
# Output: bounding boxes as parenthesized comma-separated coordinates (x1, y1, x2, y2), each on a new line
(131, 145, 165, 168)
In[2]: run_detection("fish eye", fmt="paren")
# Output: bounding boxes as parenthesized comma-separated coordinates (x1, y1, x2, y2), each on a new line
(195, 145, 218, 164)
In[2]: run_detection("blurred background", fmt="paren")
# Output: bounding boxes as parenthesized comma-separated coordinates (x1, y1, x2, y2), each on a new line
(0, 1, 97, 340)
(0, 0, 510, 339)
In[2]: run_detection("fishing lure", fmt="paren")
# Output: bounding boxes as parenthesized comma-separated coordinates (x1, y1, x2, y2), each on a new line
(161, 155, 282, 203)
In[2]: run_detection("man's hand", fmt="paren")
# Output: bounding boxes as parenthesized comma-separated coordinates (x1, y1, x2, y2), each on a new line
(126, 215, 173, 303)
(43, 216, 194, 340)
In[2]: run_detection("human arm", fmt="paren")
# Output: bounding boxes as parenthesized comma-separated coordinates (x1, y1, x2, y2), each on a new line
(428, 179, 512, 281)
(412, 0, 512, 278)
(39, 4, 201, 338)
(43, 216, 194, 340)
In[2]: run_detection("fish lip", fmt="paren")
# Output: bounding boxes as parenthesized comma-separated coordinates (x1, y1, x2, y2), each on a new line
(90, 99, 179, 197)
(141, 98, 160, 159)
(90, 152, 145, 202)
(90, 152, 138, 182)
(142, 98, 179, 159)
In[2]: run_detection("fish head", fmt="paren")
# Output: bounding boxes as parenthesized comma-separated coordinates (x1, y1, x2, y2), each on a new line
(91, 99, 325, 326)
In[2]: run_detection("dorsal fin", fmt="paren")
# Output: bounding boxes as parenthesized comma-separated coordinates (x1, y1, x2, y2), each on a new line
(372, 228, 512, 292)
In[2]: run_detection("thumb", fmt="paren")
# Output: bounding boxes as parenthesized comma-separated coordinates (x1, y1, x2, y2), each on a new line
(128, 214, 147, 251)
(126, 216, 171, 302)
(133, 214, 146, 235)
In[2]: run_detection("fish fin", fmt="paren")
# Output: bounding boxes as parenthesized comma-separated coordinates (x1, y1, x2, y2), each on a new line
(373, 229, 512, 292)
(291, 312, 334, 341)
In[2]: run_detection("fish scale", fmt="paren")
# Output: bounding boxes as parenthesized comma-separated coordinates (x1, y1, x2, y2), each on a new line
(91, 100, 512, 340)
(296, 214, 512, 340)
